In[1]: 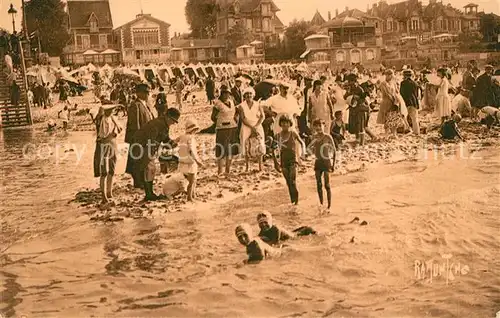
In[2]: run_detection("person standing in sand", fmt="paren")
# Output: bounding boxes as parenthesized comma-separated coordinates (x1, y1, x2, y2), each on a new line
(272, 114, 306, 206)
(377, 69, 400, 132)
(308, 119, 336, 211)
(93, 104, 121, 204)
(125, 83, 155, 189)
(177, 119, 205, 202)
(435, 68, 452, 124)
(400, 69, 420, 135)
(238, 87, 265, 172)
(309, 80, 334, 134)
(212, 88, 239, 176)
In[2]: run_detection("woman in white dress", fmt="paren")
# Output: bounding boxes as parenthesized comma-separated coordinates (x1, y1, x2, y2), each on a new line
(435, 68, 452, 123)
(237, 87, 265, 172)
(309, 80, 334, 133)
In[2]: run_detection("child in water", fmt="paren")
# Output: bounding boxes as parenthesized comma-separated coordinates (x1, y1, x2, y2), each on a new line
(257, 211, 316, 246)
(235, 223, 280, 264)
(331, 110, 346, 149)
(177, 119, 205, 201)
(272, 114, 306, 206)
(308, 119, 336, 211)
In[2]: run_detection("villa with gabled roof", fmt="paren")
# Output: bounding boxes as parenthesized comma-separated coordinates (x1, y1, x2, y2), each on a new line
(62, 0, 120, 65)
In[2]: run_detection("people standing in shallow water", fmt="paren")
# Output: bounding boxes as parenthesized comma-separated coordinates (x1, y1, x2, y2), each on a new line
(272, 114, 306, 206)
(235, 223, 280, 263)
(308, 119, 336, 210)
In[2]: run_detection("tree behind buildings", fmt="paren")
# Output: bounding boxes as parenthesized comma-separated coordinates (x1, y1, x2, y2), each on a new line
(25, 0, 70, 56)
(185, 0, 218, 38)
(284, 20, 312, 59)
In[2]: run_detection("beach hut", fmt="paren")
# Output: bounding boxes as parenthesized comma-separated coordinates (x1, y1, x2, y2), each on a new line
(184, 64, 197, 80)
(205, 64, 217, 78)
(195, 63, 207, 78)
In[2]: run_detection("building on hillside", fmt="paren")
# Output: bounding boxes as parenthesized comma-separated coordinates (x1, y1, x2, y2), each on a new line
(301, 16, 383, 68)
(62, 0, 120, 65)
(215, 0, 284, 48)
(366, 0, 483, 45)
(462, 3, 481, 34)
(113, 13, 171, 64)
(170, 38, 226, 64)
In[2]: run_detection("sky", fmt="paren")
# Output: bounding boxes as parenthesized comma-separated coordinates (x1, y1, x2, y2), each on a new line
(1, 0, 499, 35)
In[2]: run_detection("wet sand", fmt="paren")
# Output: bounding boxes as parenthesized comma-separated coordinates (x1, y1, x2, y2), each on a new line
(1, 134, 499, 317)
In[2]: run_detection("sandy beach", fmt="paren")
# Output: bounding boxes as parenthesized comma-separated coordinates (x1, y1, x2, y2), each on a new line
(1, 93, 500, 318)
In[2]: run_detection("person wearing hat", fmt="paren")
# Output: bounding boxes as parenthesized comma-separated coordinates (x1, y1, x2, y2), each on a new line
(131, 108, 180, 201)
(462, 62, 476, 94)
(125, 82, 156, 189)
(93, 104, 121, 204)
(377, 69, 400, 129)
(266, 81, 302, 135)
(177, 118, 204, 201)
(237, 87, 266, 172)
(400, 69, 420, 135)
(231, 77, 244, 105)
(212, 88, 239, 175)
(471, 65, 496, 120)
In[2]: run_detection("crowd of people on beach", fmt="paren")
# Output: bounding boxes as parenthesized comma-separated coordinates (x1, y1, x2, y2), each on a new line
(4, 47, 500, 262)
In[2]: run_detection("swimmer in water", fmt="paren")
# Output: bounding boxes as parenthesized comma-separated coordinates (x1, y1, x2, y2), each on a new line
(235, 223, 280, 263)
(257, 211, 317, 246)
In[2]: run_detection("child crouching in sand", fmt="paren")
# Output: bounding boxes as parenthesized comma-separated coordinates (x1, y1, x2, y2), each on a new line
(272, 114, 306, 206)
(308, 119, 336, 211)
(93, 104, 121, 204)
(384, 105, 406, 138)
(177, 119, 205, 201)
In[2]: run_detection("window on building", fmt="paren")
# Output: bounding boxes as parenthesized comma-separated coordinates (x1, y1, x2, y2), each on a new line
(411, 19, 419, 30)
(99, 34, 108, 48)
(188, 49, 196, 59)
(81, 35, 90, 49)
(366, 49, 375, 61)
(262, 4, 271, 15)
(133, 30, 160, 46)
(336, 50, 345, 62)
(351, 50, 361, 64)
(214, 48, 220, 58)
(246, 18, 253, 29)
(387, 19, 393, 31)
(253, 17, 262, 30)
(375, 22, 379, 29)
(153, 49, 159, 55)
(90, 20, 98, 33)
(262, 19, 270, 32)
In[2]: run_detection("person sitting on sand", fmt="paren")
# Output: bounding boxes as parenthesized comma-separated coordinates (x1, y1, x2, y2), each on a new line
(159, 155, 188, 198)
(440, 113, 464, 141)
(308, 119, 336, 211)
(257, 211, 317, 246)
(235, 223, 280, 263)
(384, 104, 406, 138)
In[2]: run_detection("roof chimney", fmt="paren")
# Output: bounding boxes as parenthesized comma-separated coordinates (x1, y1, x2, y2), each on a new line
(335, 9, 339, 17)
(328, 11, 331, 20)
(345, 6, 349, 12)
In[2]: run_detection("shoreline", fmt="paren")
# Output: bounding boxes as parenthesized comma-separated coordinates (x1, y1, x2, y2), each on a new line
(1, 143, 499, 317)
